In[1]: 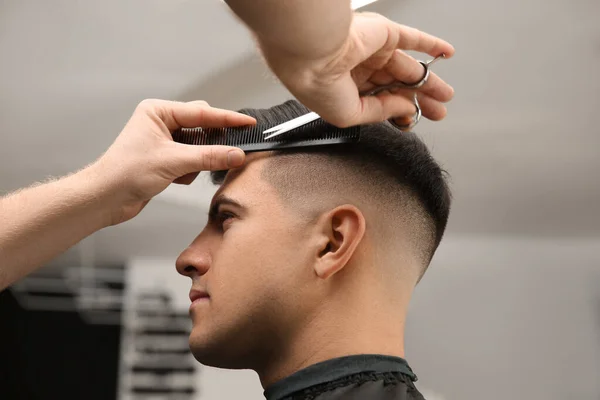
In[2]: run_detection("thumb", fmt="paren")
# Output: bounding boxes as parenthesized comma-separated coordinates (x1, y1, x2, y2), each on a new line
(172, 143, 246, 174)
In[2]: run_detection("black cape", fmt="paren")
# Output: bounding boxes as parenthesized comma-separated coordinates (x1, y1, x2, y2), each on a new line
(264, 354, 425, 400)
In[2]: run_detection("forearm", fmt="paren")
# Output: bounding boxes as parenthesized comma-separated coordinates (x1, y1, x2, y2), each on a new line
(225, 0, 352, 61)
(0, 165, 116, 290)
(0, 99, 254, 290)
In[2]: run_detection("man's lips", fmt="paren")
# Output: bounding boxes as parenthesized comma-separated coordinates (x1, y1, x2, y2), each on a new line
(189, 289, 210, 304)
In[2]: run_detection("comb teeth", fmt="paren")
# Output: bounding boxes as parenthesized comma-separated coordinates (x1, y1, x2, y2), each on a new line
(172, 120, 360, 153)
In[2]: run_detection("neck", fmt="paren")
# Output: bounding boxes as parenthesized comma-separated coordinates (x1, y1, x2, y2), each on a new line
(257, 286, 411, 388)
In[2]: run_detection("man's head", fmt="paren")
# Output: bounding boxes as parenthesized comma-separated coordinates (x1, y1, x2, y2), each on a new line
(176, 100, 451, 372)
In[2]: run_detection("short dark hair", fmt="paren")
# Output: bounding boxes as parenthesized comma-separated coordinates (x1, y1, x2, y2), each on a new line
(211, 100, 451, 271)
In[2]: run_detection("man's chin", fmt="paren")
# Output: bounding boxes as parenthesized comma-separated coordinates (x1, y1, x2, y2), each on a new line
(189, 332, 248, 370)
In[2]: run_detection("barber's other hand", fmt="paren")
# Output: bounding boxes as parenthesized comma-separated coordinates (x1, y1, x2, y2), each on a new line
(268, 13, 455, 128)
(91, 99, 255, 225)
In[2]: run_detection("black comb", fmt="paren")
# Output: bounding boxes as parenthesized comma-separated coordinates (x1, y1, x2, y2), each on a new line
(172, 119, 360, 152)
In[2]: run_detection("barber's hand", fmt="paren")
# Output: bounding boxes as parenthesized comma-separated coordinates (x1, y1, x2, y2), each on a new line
(92, 99, 255, 225)
(269, 13, 455, 128)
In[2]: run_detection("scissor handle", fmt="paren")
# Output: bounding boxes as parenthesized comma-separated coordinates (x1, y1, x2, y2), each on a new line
(359, 54, 443, 131)
(387, 93, 421, 131)
(359, 53, 445, 96)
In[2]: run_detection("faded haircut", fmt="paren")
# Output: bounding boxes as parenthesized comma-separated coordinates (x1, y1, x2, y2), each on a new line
(210, 100, 452, 275)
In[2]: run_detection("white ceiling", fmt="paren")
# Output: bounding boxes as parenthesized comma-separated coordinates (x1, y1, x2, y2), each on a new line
(1, 0, 599, 266)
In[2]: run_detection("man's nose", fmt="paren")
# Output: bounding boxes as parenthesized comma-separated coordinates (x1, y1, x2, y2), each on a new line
(175, 234, 212, 278)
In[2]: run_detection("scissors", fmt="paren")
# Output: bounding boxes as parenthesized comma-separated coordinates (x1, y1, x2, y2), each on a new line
(263, 54, 445, 140)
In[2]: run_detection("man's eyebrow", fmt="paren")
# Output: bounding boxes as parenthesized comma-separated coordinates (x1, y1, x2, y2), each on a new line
(208, 194, 246, 217)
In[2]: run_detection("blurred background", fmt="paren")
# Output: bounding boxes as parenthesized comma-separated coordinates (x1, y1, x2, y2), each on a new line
(0, 0, 599, 399)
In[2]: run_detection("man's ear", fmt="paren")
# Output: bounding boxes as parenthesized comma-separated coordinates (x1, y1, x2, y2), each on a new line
(313, 205, 366, 279)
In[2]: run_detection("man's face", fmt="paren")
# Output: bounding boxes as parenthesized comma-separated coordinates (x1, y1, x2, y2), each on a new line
(176, 155, 316, 369)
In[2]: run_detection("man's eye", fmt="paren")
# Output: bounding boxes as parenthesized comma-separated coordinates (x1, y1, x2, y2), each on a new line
(216, 212, 235, 229)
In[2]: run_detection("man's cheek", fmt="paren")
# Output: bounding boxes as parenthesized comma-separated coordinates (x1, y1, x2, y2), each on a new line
(214, 255, 256, 297)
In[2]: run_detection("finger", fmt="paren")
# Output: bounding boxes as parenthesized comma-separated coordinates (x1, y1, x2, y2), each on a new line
(174, 172, 200, 185)
(392, 23, 455, 59)
(156, 101, 257, 131)
(390, 94, 447, 126)
(360, 91, 447, 124)
(416, 93, 447, 121)
(384, 50, 454, 102)
(189, 106, 257, 128)
(420, 72, 454, 103)
(358, 92, 418, 125)
(172, 143, 246, 173)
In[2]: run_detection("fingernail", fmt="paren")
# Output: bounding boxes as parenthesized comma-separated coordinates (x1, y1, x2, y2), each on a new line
(227, 149, 244, 167)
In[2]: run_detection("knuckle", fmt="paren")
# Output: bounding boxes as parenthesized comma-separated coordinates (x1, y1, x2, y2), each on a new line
(208, 148, 216, 170)
(137, 98, 160, 112)
(195, 106, 207, 120)
(187, 100, 210, 108)
(202, 147, 216, 170)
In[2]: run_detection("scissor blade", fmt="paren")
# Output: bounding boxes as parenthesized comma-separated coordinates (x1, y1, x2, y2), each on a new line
(262, 112, 320, 134)
(264, 131, 288, 140)
(263, 119, 312, 139)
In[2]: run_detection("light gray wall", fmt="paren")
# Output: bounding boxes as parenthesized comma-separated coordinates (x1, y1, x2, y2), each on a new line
(407, 237, 600, 399)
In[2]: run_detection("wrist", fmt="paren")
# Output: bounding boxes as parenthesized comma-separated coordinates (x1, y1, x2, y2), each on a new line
(261, 34, 352, 94)
(233, 0, 352, 64)
(76, 161, 129, 227)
